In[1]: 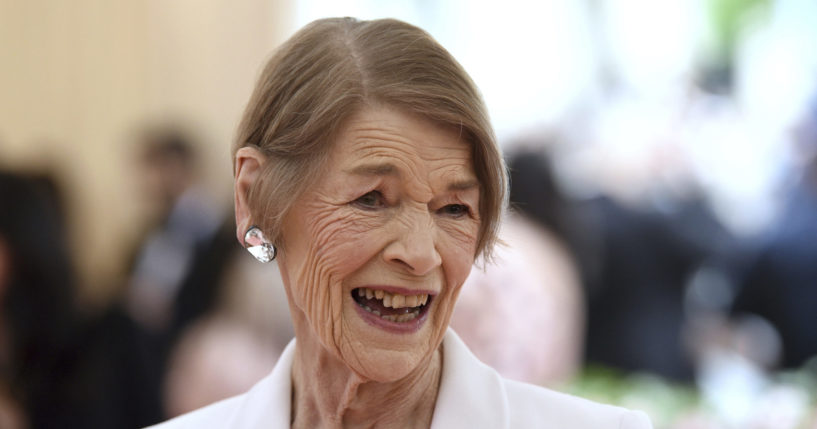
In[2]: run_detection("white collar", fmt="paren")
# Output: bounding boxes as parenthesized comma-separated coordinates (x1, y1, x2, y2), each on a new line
(431, 329, 509, 428)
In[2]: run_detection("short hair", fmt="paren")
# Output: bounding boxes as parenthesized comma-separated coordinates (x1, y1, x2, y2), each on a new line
(234, 17, 507, 259)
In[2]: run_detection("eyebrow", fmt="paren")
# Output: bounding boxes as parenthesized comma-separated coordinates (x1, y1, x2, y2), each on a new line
(347, 162, 399, 177)
(447, 180, 480, 192)
(347, 162, 480, 192)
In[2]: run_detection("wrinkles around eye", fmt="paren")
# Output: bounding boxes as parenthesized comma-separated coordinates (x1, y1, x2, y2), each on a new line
(351, 191, 476, 224)
(438, 204, 471, 218)
(352, 190, 386, 210)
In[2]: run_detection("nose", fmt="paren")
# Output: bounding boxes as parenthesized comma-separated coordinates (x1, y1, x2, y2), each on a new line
(383, 211, 442, 276)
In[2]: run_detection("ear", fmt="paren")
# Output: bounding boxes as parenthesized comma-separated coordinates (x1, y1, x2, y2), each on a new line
(234, 146, 267, 246)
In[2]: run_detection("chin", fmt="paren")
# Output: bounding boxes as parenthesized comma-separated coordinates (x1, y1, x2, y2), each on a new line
(345, 346, 431, 383)
(334, 294, 447, 382)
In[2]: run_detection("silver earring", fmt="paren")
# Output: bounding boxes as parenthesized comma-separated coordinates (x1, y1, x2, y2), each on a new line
(244, 225, 276, 262)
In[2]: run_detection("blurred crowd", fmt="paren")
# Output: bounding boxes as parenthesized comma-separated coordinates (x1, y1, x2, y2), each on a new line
(0, 129, 294, 428)
(2, 98, 817, 428)
(2, 1, 817, 429)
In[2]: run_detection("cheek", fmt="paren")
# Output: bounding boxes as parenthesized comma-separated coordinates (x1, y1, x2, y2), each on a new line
(440, 221, 480, 282)
(441, 248, 475, 306)
(437, 221, 480, 319)
(285, 204, 386, 331)
(304, 207, 385, 277)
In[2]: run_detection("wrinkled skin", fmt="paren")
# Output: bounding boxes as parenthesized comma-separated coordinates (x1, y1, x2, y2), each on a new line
(235, 105, 481, 428)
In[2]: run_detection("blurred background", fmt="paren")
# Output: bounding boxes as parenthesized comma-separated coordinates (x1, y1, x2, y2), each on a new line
(2, 0, 817, 428)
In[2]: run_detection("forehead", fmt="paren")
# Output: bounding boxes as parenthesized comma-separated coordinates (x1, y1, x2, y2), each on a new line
(330, 106, 475, 180)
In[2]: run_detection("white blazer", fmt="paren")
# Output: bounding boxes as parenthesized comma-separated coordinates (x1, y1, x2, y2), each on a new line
(149, 330, 652, 428)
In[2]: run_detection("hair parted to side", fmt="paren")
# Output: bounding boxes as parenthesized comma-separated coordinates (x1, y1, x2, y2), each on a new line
(234, 17, 508, 260)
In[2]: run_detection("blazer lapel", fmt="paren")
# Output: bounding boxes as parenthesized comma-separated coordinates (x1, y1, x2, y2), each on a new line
(430, 329, 510, 429)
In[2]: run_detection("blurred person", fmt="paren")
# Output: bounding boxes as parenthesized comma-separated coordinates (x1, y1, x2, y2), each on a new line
(0, 171, 163, 428)
(0, 386, 24, 429)
(150, 17, 652, 428)
(450, 146, 584, 387)
(161, 218, 293, 418)
(131, 187, 293, 424)
(508, 147, 733, 381)
(450, 212, 584, 386)
(125, 127, 222, 331)
(163, 317, 281, 418)
(113, 127, 224, 425)
(0, 171, 79, 428)
(580, 194, 732, 381)
(505, 147, 574, 243)
(732, 99, 817, 368)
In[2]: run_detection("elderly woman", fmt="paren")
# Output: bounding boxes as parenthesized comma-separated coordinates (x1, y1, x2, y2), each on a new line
(150, 17, 652, 429)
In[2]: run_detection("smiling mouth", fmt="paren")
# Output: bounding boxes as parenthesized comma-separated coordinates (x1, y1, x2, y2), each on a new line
(352, 287, 432, 323)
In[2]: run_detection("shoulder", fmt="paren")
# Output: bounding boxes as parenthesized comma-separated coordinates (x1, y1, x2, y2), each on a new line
(435, 329, 652, 428)
(144, 395, 244, 429)
(503, 378, 653, 429)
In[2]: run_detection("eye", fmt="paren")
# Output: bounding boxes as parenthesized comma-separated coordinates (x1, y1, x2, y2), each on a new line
(439, 204, 471, 218)
(352, 190, 386, 210)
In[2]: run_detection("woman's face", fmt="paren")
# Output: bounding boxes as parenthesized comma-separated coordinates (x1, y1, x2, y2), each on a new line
(277, 105, 481, 382)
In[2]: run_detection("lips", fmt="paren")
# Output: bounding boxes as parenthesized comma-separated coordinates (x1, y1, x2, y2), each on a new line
(352, 287, 433, 324)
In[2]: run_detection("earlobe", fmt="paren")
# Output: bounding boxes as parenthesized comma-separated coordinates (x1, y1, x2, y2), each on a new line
(234, 146, 267, 245)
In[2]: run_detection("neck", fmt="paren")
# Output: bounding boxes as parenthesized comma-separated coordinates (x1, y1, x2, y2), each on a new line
(289, 317, 442, 429)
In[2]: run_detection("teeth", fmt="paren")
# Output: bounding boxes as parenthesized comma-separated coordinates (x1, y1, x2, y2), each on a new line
(370, 309, 421, 323)
(355, 288, 430, 309)
(405, 295, 418, 307)
(355, 288, 429, 324)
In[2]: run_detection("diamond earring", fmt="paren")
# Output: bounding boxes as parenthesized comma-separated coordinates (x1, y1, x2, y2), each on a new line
(244, 225, 277, 262)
